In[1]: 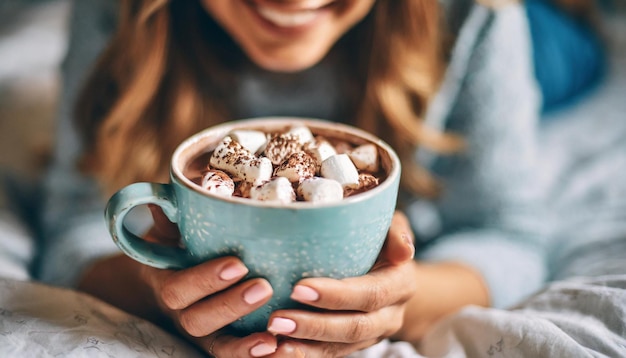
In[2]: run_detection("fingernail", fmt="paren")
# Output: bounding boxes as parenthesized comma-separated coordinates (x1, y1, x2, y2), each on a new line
(250, 342, 276, 357)
(290, 285, 319, 302)
(281, 342, 305, 357)
(243, 282, 272, 305)
(219, 263, 248, 281)
(268, 317, 296, 334)
(402, 233, 415, 258)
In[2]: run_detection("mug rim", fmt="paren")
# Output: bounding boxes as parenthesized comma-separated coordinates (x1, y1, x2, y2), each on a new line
(171, 117, 401, 209)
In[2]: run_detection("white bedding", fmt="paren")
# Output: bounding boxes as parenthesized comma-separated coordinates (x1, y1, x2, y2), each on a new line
(0, 278, 204, 358)
(1, 275, 624, 358)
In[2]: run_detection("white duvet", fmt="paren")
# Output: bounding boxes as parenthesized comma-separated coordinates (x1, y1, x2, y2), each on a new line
(1, 275, 624, 358)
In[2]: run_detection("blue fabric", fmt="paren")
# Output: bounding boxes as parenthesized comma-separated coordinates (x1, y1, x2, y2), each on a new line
(526, 0, 606, 114)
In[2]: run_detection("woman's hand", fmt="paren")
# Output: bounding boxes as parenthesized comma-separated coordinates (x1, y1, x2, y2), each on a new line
(245, 211, 418, 358)
(140, 258, 282, 357)
(249, 210, 489, 357)
(81, 205, 281, 357)
(143, 204, 286, 357)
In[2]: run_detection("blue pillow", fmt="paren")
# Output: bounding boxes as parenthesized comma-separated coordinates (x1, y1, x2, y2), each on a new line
(526, 0, 606, 114)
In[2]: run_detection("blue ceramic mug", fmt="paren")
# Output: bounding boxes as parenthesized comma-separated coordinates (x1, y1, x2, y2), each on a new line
(105, 117, 401, 333)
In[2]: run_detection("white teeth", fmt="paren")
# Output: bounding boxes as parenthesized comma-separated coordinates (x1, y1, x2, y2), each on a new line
(256, 6, 318, 27)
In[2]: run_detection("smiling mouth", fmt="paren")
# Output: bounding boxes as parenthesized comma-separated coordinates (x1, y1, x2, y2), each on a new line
(249, 0, 337, 28)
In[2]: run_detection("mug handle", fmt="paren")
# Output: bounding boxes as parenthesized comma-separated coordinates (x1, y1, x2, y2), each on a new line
(105, 182, 194, 270)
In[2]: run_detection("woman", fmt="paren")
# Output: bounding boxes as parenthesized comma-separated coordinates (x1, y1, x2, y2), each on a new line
(38, 0, 545, 356)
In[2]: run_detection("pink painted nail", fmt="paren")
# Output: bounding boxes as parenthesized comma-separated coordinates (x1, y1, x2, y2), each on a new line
(243, 283, 271, 305)
(250, 342, 276, 357)
(290, 285, 319, 302)
(402, 233, 415, 258)
(268, 317, 296, 334)
(219, 263, 248, 281)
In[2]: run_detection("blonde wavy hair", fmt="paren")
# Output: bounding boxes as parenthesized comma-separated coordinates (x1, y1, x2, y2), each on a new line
(76, 0, 462, 198)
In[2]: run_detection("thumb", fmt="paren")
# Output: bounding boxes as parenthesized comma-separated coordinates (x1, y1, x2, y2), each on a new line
(379, 211, 415, 265)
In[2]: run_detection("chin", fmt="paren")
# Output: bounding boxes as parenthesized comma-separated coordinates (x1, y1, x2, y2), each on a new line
(248, 49, 329, 73)
(256, 60, 319, 73)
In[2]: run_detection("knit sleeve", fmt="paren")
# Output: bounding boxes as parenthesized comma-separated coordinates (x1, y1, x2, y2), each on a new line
(410, 2, 549, 309)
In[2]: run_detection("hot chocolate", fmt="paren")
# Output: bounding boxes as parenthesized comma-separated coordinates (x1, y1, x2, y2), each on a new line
(184, 124, 386, 204)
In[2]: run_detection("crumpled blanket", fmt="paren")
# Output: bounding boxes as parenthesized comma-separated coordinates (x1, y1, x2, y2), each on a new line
(351, 275, 626, 358)
(0, 278, 204, 358)
(1, 275, 624, 358)
(415, 276, 626, 358)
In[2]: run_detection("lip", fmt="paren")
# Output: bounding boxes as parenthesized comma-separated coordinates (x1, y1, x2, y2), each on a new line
(243, 0, 335, 36)
(249, 0, 337, 12)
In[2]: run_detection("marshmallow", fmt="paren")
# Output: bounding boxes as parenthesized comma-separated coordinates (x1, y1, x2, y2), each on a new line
(303, 137, 337, 167)
(201, 125, 384, 203)
(297, 177, 344, 203)
(274, 152, 317, 183)
(345, 173, 380, 197)
(286, 125, 314, 144)
(348, 144, 380, 173)
(250, 177, 295, 204)
(229, 129, 268, 154)
(333, 140, 353, 154)
(357, 173, 379, 190)
(320, 154, 360, 189)
(209, 136, 273, 185)
(201, 169, 235, 197)
(263, 133, 302, 165)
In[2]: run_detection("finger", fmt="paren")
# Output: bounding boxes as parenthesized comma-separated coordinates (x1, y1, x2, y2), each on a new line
(289, 264, 415, 312)
(271, 338, 381, 358)
(377, 211, 415, 266)
(267, 306, 402, 343)
(147, 204, 180, 242)
(199, 331, 277, 358)
(141, 257, 249, 310)
(178, 278, 273, 337)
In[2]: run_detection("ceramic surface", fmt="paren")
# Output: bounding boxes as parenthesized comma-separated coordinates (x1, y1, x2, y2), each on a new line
(105, 118, 401, 333)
